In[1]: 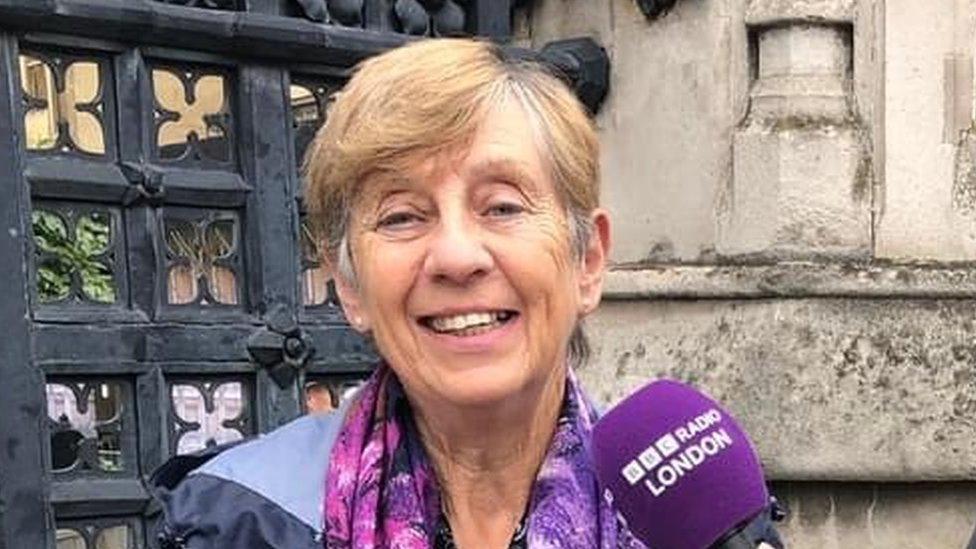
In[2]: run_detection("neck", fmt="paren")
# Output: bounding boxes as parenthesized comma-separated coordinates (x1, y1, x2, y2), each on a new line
(409, 365, 567, 548)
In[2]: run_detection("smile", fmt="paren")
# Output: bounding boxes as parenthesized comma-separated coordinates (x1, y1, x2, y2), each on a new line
(420, 310, 518, 336)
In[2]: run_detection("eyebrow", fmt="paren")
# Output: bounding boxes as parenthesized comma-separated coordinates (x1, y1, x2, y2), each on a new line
(358, 172, 416, 207)
(360, 157, 542, 211)
(465, 157, 538, 188)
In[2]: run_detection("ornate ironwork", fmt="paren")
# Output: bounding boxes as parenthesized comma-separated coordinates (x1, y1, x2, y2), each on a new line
(55, 518, 141, 549)
(45, 381, 133, 476)
(162, 209, 242, 306)
(248, 306, 316, 388)
(304, 375, 366, 413)
(394, 0, 466, 36)
(289, 77, 344, 312)
(169, 379, 252, 455)
(31, 203, 122, 305)
(635, 0, 678, 20)
(300, 215, 342, 308)
(539, 38, 610, 115)
(292, 0, 363, 25)
(0, 1, 607, 547)
(120, 161, 166, 206)
(151, 65, 233, 165)
(289, 77, 340, 166)
(18, 49, 109, 157)
(289, 0, 467, 34)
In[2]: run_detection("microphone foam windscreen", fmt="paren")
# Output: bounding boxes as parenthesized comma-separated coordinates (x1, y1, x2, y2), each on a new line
(592, 380, 769, 549)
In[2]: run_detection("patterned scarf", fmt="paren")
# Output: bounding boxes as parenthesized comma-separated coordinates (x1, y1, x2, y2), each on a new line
(323, 365, 646, 548)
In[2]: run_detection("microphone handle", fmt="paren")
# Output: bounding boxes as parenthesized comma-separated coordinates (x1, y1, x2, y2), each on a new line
(710, 529, 762, 549)
(708, 501, 786, 549)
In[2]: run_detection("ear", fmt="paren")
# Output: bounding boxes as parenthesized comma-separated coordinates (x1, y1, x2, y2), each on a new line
(577, 208, 611, 317)
(326, 253, 372, 333)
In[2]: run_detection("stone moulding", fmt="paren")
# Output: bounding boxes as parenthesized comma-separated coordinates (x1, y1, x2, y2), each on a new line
(719, 14, 871, 261)
(744, 0, 854, 26)
(602, 263, 976, 300)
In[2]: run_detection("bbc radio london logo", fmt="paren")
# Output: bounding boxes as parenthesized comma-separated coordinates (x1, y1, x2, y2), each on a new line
(620, 408, 734, 497)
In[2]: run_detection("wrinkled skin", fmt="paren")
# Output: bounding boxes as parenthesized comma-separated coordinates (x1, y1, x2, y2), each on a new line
(334, 99, 609, 413)
(331, 98, 611, 548)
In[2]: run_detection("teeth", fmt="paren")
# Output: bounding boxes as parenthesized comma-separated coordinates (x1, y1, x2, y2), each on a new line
(428, 311, 511, 333)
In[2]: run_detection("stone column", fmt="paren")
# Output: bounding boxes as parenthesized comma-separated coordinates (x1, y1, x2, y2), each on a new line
(719, 0, 871, 260)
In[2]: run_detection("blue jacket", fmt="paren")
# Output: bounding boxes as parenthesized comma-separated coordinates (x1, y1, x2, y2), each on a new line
(152, 398, 352, 548)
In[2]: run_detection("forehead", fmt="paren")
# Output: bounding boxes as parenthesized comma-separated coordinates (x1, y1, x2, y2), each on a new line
(465, 100, 546, 174)
(360, 100, 554, 198)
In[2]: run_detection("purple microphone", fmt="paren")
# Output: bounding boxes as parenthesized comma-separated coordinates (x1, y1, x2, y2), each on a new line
(593, 380, 779, 549)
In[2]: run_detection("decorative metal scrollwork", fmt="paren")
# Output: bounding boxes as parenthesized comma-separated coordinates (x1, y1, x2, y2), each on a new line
(163, 209, 241, 306)
(305, 376, 366, 413)
(289, 78, 339, 166)
(120, 161, 165, 206)
(292, 0, 362, 24)
(247, 307, 316, 388)
(152, 65, 233, 164)
(55, 521, 135, 549)
(18, 50, 107, 156)
(32, 204, 120, 305)
(635, 0, 678, 20)
(392, 0, 465, 36)
(539, 38, 610, 115)
(170, 380, 250, 455)
(291, 0, 466, 35)
(45, 382, 128, 474)
(300, 215, 342, 308)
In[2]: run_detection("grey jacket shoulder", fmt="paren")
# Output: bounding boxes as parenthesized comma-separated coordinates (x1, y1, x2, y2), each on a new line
(152, 401, 350, 548)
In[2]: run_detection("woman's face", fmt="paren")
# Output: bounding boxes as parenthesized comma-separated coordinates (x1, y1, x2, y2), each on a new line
(335, 101, 609, 408)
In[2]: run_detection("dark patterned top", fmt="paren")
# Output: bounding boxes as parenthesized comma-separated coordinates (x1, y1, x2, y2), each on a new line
(434, 512, 528, 549)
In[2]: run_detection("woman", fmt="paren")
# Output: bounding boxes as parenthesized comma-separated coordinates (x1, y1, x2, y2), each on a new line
(154, 38, 641, 548)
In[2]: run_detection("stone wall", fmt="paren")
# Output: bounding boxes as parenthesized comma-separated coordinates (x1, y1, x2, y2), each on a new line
(523, 0, 976, 546)
(772, 482, 976, 548)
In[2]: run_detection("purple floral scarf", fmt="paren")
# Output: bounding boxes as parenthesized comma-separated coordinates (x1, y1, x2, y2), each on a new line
(323, 366, 646, 548)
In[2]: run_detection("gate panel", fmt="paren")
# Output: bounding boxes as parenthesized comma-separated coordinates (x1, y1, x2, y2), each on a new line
(0, 32, 52, 549)
(0, 3, 608, 546)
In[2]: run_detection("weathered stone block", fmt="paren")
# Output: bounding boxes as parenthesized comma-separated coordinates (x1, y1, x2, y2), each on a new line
(878, 0, 976, 261)
(722, 123, 871, 258)
(750, 24, 851, 122)
(582, 298, 976, 481)
(721, 20, 870, 260)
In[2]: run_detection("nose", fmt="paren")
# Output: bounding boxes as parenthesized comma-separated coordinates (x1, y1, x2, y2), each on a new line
(422, 212, 493, 286)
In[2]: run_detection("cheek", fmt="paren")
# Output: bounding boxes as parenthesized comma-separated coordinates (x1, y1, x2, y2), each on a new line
(354, 237, 422, 326)
(500, 206, 575, 266)
(501, 216, 580, 318)
(526, 213, 578, 287)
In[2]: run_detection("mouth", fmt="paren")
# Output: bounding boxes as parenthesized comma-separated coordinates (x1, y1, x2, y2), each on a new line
(418, 310, 519, 337)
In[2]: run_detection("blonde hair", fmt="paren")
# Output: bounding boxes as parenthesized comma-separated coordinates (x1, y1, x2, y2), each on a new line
(303, 38, 600, 364)
(304, 38, 599, 268)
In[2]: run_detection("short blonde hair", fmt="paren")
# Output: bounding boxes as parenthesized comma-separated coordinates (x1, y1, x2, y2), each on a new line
(303, 38, 600, 268)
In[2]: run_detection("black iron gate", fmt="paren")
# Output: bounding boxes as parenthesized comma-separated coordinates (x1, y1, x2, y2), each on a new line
(0, 2, 607, 547)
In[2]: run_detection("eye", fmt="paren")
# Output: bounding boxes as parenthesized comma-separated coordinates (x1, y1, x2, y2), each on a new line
(485, 202, 525, 218)
(377, 211, 423, 229)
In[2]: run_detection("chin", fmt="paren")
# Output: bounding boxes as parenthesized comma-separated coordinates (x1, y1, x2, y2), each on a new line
(443, 384, 521, 407)
(429, 363, 550, 408)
